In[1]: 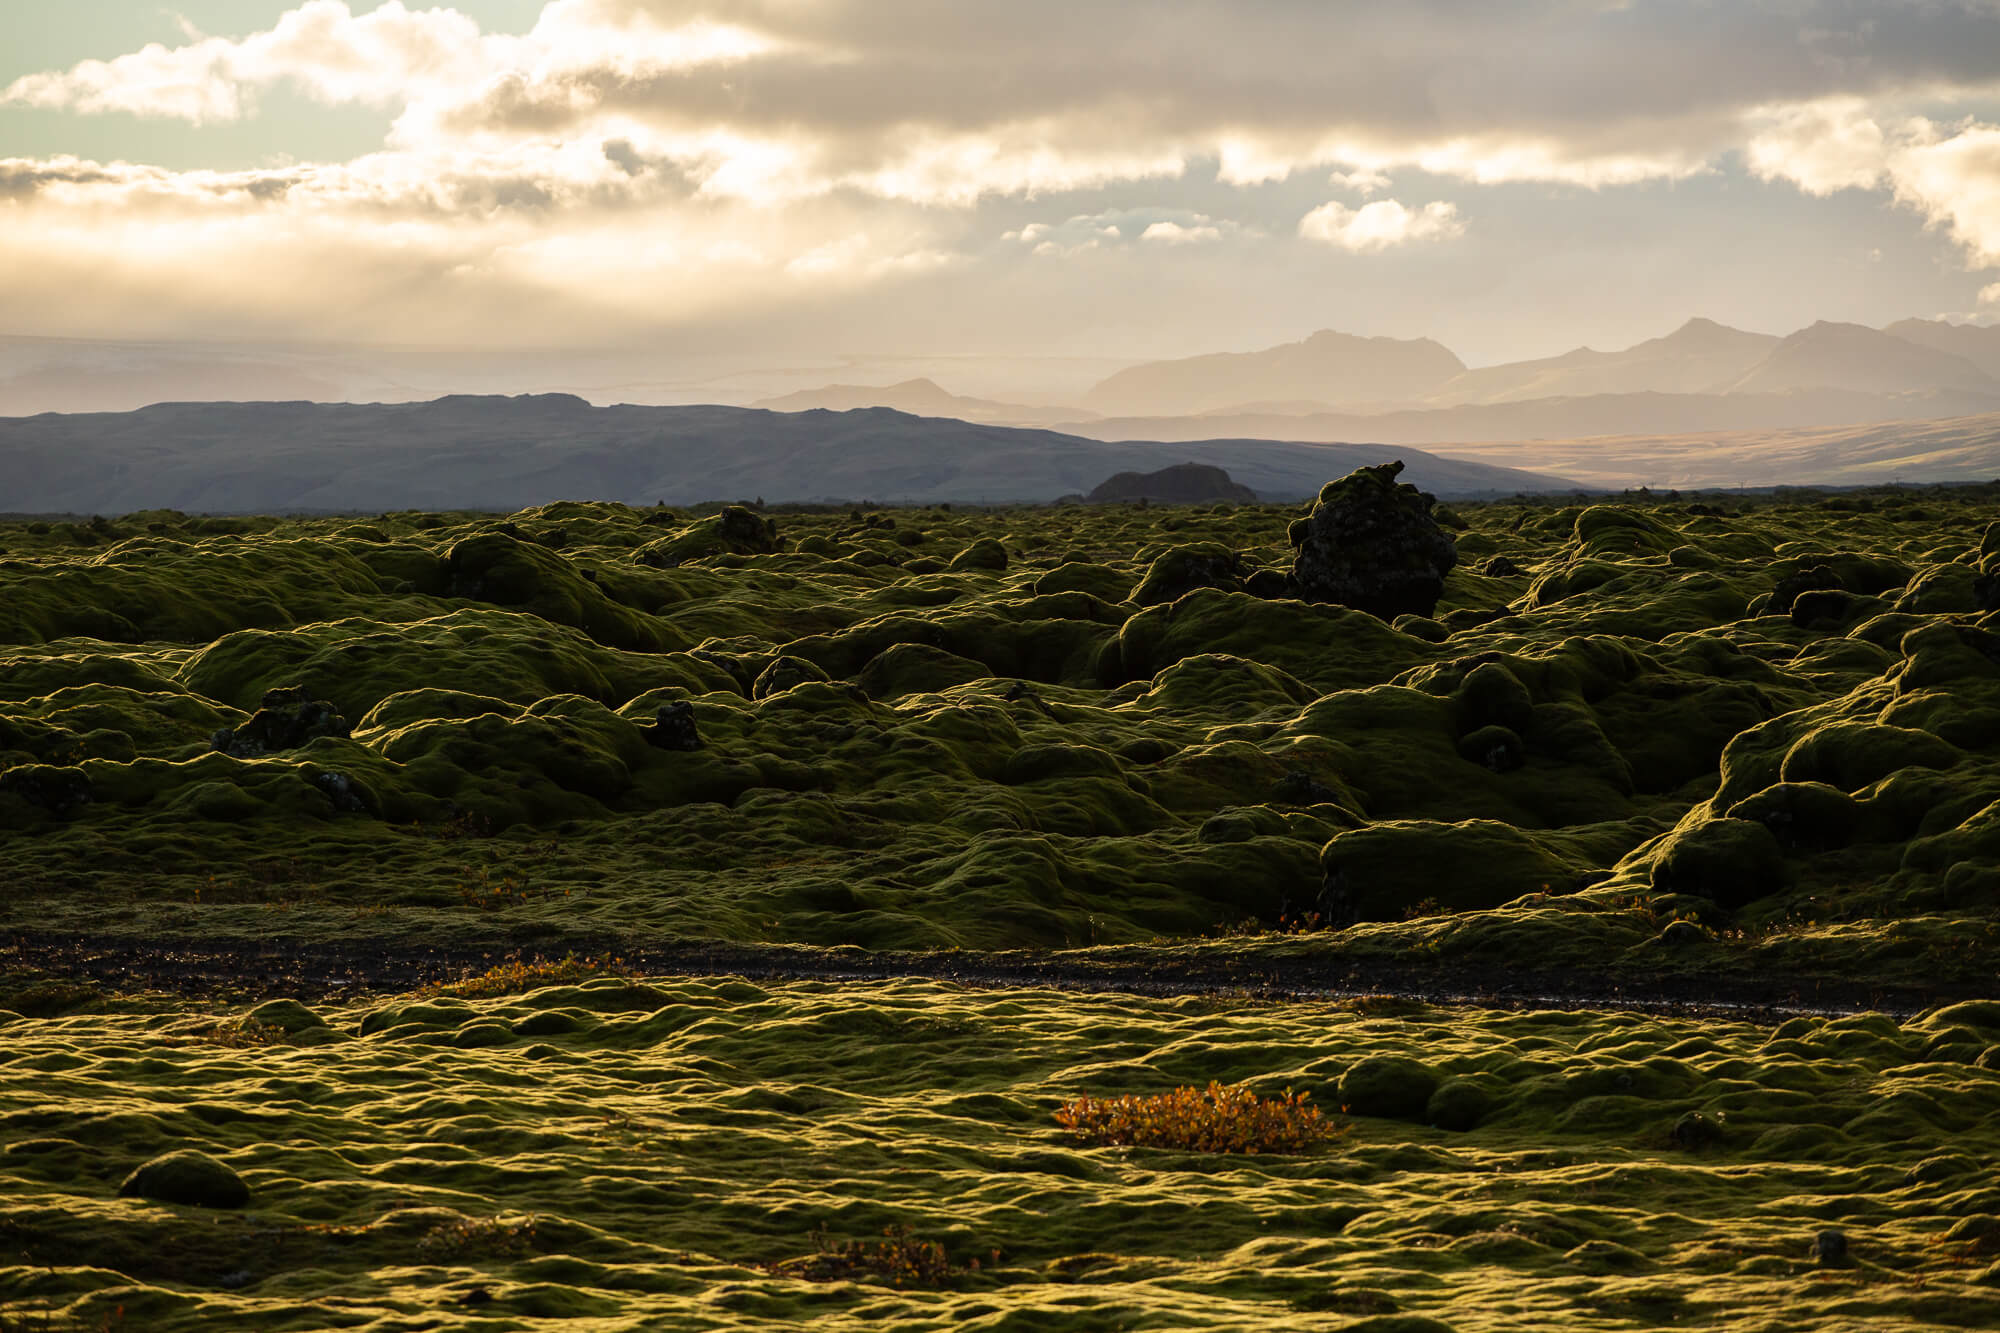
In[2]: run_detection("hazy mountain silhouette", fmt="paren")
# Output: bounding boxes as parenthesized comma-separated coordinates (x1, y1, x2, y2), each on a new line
(0, 358, 347, 416)
(1412, 409, 2000, 491)
(1081, 329, 1465, 417)
(1065, 387, 2000, 448)
(1429, 318, 1780, 405)
(752, 378, 1089, 426)
(1881, 318, 2000, 379)
(0, 396, 1570, 514)
(1722, 321, 1998, 396)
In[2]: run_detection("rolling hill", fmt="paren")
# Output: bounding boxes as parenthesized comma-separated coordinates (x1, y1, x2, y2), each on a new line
(0, 395, 1570, 513)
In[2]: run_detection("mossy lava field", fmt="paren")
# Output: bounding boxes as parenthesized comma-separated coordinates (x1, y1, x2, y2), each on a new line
(7, 480, 2000, 1329)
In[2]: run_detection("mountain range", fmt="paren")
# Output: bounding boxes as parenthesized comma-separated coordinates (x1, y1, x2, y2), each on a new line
(764, 318, 2000, 444)
(0, 396, 1569, 515)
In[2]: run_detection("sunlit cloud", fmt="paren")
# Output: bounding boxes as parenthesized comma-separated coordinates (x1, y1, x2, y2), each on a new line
(1747, 103, 2000, 270)
(4, 1, 2000, 343)
(1140, 220, 1222, 246)
(1298, 199, 1464, 252)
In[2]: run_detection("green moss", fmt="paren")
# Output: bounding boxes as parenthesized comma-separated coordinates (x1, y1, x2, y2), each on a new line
(3, 491, 2000, 980)
(1647, 816, 1788, 909)
(117, 1150, 249, 1209)
(1320, 819, 1590, 922)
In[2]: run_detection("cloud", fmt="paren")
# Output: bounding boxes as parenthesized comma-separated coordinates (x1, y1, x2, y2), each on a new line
(1747, 104, 2000, 269)
(6, 1, 2000, 342)
(1297, 199, 1464, 252)
(1891, 120, 2000, 268)
(1, 1, 496, 124)
(1745, 99, 1888, 194)
(1005, 209, 1240, 257)
(1140, 220, 1222, 246)
(14, 1, 2000, 200)
(1327, 168, 1391, 196)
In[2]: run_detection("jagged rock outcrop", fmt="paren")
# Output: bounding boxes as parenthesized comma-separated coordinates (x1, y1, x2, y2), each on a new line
(1287, 461, 1458, 619)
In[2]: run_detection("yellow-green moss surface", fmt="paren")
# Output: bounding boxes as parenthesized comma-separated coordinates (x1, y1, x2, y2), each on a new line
(5, 980, 2000, 1329)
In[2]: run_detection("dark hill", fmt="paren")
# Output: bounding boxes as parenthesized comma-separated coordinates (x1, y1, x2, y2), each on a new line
(0, 396, 1572, 511)
(1087, 462, 1258, 504)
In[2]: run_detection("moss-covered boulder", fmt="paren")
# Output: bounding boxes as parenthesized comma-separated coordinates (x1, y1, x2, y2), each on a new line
(1131, 543, 1246, 606)
(1317, 819, 1584, 923)
(1647, 816, 1787, 909)
(211, 685, 349, 758)
(247, 998, 327, 1035)
(635, 505, 777, 567)
(1426, 1077, 1497, 1131)
(117, 1150, 249, 1209)
(946, 538, 1009, 573)
(1033, 561, 1134, 603)
(1338, 1056, 1440, 1120)
(1457, 724, 1525, 772)
(1288, 461, 1458, 620)
(1725, 782, 1860, 851)
(752, 655, 831, 699)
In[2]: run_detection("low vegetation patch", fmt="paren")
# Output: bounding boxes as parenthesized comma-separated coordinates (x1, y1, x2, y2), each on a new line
(1056, 1080, 1338, 1154)
(415, 1215, 539, 1263)
(425, 952, 627, 999)
(767, 1223, 992, 1289)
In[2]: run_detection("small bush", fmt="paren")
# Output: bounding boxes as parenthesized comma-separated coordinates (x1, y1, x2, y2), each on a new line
(427, 952, 626, 1000)
(1055, 1080, 1337, 1154)
(769, 1223, 990, 1289)
(416, 1215, 538, 1262)
(192, 1017, 293, 1049)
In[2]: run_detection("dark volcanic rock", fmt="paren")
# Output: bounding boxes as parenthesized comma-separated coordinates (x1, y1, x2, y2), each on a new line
(212, 686, 350, 758)
(0, 764, 93, 816)
(1088, 462, 1257, 505)
(1287, 461, 1458, 619)
(650, 701, 702, 751)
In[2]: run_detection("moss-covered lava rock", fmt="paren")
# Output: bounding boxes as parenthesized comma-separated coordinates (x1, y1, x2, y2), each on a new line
(1288, 461, 1459, 619)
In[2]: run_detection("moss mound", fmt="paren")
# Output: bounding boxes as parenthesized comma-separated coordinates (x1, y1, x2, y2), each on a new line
(117, 1150, 249, 1209)
(3, 487, 2000, 981)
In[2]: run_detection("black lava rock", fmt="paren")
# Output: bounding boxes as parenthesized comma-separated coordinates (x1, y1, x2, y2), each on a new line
(1288, 461, 1458, 620)
(650, 701, 702, 751)
(0, 764, 93, 816)
(212, 686, 350, 758)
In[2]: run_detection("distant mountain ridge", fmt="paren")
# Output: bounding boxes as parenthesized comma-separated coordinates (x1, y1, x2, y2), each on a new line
(0, 396, 1571, 513)
(1721, 321, 1997, 396)
(1083, 316, 1997, 417)
(1428, 318, 1782, 405)
(1081, 329, 1466, 417)
(752, 378, 1087, 427)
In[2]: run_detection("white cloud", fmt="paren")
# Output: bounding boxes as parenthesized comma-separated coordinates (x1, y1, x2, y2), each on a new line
(1297, 199, 1464, 252)
(1, 1, 497, 123)
(1890, 120, 2000, 268)
(1745, 104, 2000, 271)
(1327, 167, 1391, 196)
(1140, 220, 1221, 246)
(1744, 99, 1888, 195)
(5, 1, 2000, 342)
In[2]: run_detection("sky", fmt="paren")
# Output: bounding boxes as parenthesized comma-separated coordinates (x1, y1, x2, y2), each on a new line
(3, 0, 2000, 378)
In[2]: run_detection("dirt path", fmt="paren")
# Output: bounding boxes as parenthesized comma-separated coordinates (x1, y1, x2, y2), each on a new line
(5, 931, 1987, 1019)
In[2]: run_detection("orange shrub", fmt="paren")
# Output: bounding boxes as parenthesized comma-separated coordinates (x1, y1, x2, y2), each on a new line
(1055, 1080, 1337, 1154)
